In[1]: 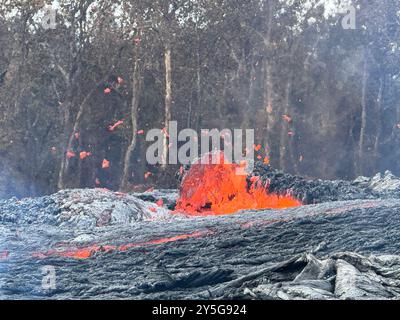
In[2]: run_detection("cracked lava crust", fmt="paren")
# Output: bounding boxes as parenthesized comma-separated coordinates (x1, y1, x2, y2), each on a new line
(1, 161, 400, 299)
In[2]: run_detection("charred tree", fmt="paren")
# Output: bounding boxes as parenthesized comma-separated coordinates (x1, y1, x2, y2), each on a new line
(357, 52, 369, 176)
(161, 42, 172, 169)
(120, 39, 142, 190)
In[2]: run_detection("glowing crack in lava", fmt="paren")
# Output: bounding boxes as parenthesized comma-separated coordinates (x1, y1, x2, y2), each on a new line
(175, 153, 302, 215)
(33, 231, 208, 260)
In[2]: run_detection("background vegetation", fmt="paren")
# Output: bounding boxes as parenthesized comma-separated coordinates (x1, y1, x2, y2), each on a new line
(0, 0, 399, 198)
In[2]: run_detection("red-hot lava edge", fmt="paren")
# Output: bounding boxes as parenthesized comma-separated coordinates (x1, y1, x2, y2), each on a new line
(23, 199, 381, 261)
(28, 201, 379, 261)
(32, 231, 212, 260)
(25, 155, 305, 261)
(175, 152, 302, 216)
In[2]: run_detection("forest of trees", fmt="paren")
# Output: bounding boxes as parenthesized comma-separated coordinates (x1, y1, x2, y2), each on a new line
(0, 0, 399, 199)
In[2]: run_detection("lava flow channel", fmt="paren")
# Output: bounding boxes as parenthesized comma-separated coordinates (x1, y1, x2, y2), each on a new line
(175, 152, 302, 215)
(32, 231, 209, 260)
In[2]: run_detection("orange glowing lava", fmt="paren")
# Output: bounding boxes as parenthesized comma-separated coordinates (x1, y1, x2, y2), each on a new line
(175, 153, 302, 216)
(33, 231, 208, 260)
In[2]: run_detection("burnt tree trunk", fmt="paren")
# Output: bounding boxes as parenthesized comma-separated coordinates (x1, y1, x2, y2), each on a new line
(373, 76, 384, 170)
(262, 0, 275, 163)
(194, 30, 202, 131)
(357, 54, 369, 176)
(279, 80, 292, 171)
(161, 43, 172, 169)
(57, 87, 95, 190)
(120, 43, 142, 190)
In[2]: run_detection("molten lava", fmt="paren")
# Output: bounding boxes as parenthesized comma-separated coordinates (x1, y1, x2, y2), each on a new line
(175, 153, 301, 216)
(33, 231, 208, 260)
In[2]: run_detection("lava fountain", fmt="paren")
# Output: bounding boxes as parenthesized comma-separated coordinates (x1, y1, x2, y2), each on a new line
(175, 152, 302, 216)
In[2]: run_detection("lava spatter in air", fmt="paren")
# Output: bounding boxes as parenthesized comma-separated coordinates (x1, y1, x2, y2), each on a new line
(175, 152, 302, 216)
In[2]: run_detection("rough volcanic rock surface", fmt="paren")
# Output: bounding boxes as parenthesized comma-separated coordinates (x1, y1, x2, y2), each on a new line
(0, 188, 169, 228)
(134, 189, 178, 210)
(1, 186, 400, 299)
(2, 169, 400, 300)
(176, 162, 400, 206)
(250, 164, 400, 204)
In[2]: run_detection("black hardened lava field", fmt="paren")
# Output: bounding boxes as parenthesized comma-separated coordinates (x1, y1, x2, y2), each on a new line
(2, 163, 400, 300)
(1, 1, 400, 304)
